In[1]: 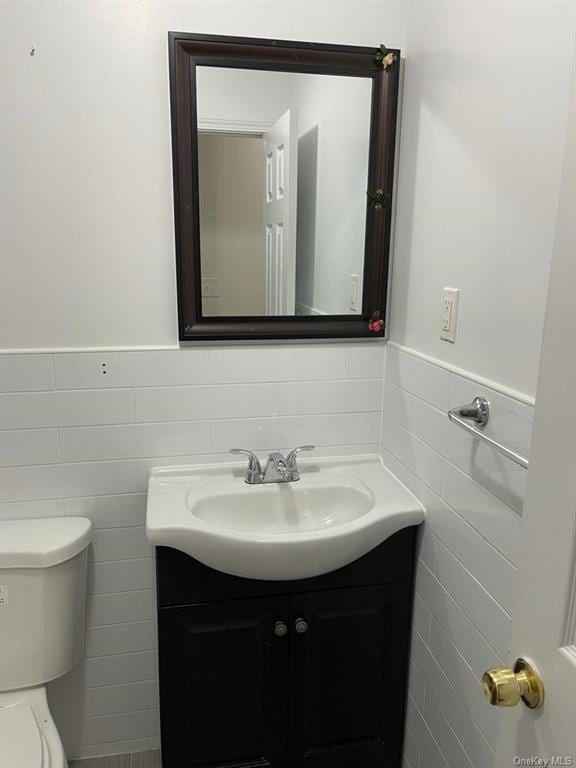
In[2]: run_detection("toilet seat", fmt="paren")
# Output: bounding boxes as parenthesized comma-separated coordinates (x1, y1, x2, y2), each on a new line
(0, 703, 45, 768)
(0, 688, 66, 768)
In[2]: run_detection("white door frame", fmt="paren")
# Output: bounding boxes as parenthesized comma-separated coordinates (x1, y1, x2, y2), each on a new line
(197, 117, 273, 136)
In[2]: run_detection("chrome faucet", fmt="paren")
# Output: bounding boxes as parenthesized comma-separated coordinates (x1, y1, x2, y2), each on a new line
(229, 446, 315, 485)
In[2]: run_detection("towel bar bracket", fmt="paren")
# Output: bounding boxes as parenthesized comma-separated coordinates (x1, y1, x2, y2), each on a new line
(447, 396, 529, 469)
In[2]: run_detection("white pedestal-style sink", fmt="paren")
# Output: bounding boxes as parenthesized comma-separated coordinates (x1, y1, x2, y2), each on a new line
(146, 455, 424, 580)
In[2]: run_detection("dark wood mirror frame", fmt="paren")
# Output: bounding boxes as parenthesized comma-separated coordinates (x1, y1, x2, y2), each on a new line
(169, 32, 400, 342)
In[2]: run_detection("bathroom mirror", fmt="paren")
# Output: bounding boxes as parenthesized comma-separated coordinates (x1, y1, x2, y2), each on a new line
(169, 33, 400, 341)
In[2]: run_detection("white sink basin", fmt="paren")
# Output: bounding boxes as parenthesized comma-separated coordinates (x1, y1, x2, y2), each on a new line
(146, 455, 424, 580)
(192, 484, 373, 533)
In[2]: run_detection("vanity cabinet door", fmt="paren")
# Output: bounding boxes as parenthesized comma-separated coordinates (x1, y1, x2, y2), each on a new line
(158, 596, 291, 768)
(288, 585, 412, 768)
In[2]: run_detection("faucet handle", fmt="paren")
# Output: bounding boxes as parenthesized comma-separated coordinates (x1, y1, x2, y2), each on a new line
(229, 448, 263, 474)
(286, 445, 315, 469)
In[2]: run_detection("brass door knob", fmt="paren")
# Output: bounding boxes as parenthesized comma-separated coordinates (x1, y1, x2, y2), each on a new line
(482, 658, 544, 709)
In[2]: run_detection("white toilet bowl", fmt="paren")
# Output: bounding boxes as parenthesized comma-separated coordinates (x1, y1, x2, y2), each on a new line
(0, 687, 66, 768)
(0, 517, 92, 768)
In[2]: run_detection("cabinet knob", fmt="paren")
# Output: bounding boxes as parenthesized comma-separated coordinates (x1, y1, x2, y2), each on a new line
(295, 617, 308, 634)
(274, 621, 288, 637)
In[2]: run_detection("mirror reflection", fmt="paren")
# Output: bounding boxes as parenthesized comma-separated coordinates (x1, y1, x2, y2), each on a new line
(196, 67, 372, 317)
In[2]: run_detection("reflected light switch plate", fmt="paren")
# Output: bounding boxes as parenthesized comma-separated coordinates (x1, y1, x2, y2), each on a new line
(202, 278, 220, 298)
(349, 274, 360, 312)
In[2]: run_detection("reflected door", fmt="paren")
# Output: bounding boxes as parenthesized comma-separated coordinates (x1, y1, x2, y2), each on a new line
(264, 109, 298, 315)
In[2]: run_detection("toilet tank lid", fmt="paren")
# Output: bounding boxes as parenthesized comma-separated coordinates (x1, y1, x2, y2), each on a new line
(0, 517, 92, 569)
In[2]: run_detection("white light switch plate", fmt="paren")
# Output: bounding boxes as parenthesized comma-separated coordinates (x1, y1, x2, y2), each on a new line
(440, 287, 460, 343)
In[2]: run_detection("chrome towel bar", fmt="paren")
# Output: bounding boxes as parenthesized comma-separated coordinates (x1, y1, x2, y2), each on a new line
(448, 396, 529, 469)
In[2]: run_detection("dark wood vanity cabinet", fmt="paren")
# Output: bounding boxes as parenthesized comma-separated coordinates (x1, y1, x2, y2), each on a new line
(156, 527, 417, 768)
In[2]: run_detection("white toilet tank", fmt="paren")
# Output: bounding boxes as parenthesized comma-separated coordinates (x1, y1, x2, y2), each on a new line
(0, 517, 92, 692)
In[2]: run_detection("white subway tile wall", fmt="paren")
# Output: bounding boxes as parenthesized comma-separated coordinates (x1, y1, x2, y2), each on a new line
(0, 344, 528, 766)
(381, 346, 531, 768)
(0, 344, 384, 759)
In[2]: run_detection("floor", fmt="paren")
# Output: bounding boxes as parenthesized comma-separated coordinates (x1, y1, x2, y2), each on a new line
(69, 750, 161, 768)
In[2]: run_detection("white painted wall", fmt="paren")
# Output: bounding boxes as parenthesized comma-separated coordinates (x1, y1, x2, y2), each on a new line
(0, 0, 405, 350)
(391, 0, 575, 397)
(196, 66, 296, 125)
